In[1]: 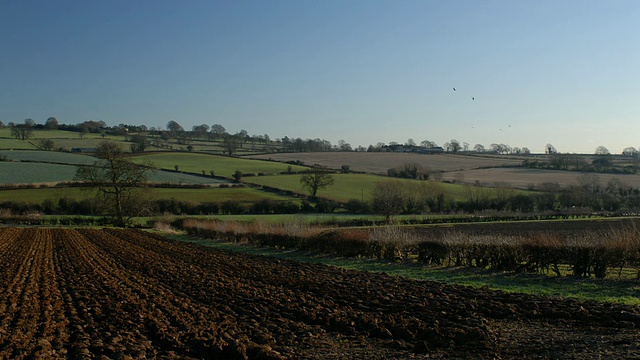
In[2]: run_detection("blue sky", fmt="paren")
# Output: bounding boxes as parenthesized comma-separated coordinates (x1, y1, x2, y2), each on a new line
(1, 0, 638, 154)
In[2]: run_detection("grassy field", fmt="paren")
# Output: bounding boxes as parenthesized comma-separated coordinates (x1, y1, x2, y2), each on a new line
(0, 138, 36, 150)
(244, 173, 474, 202)
(0, 187, 87, 203)
(0, 163, 78, 184)
(0, 186, 297, 204)
(245, 152, 530, 174)
(131, 152, 309, 178)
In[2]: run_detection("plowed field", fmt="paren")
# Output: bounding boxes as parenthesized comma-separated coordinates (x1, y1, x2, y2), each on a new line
(0, 228, 639, 359)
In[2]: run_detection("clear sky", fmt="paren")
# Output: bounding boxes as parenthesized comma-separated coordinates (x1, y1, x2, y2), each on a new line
(1, 0, 639, 154)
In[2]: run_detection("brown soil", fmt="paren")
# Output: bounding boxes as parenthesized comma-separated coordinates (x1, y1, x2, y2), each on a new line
(0, 227, 638, 359)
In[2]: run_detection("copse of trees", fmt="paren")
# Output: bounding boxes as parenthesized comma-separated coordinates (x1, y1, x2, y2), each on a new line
(370, 180, 449, 222)
(10, 119, 35, 140)
(387, 163, 431, 180)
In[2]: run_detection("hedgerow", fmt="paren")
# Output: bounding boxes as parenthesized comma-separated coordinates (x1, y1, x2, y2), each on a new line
(181, 219, 640, 279)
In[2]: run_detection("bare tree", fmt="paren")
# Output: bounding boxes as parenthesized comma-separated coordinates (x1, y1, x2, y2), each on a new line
(371, 180, 404, 223)
(447, 139, 461, 154)
(420, 140, 437, 148)
(300, 165, 335, 197)
(45, 117, 59, 130)
(210, 124, 227, 139)
(222, 135, 242, 156)
(192, 124, 210, 138)
(338, 139, 352, 151)
(166, 120, 184, 136)
(37, 138, 55, 151)
(129, 134, 149, 153)
(622, 147, 638, 157)
(545, 144, 558, 154)
(11, 120, 34, 140)
(595, 146, 610, 155)
(75, 141, 156, 227)
(464, 181, 490, 210)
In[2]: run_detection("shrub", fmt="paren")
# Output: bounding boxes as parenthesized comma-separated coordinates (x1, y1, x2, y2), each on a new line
(345, 199, 370, 213)
(220, 200, 244, 215)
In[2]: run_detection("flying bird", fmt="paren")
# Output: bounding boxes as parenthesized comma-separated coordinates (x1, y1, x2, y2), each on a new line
(453, 88, 456, 91)
(471, 97, 475, 100)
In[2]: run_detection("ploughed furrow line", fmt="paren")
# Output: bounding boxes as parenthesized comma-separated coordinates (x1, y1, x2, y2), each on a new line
(81, 229, 282, 359)
(0, 228, 32, 288)
(54, 228, 167, 358)
(30, 228, 69, 359)
(60, 228, 262, 359)
(0, 229, 52, 359)
(125, 230, 640, 330)
(99, 229, 494, 354)
(98, 229, 355, 354)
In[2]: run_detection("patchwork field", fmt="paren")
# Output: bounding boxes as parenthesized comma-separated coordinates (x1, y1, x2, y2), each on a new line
(0, 227, 638, 359)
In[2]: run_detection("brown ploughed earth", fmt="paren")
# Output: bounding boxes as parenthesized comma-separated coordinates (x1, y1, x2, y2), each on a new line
(0, 227, 638, 359)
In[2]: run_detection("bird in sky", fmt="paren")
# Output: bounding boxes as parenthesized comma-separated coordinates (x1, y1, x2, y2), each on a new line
(453, 88, 456, 91)
(471, 97, 475, 100)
